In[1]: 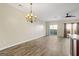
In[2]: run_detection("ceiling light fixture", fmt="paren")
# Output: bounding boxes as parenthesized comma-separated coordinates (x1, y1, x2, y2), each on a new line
(25, 3, 37, 23)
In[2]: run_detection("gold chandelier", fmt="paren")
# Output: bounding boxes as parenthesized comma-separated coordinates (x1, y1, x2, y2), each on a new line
(25, 3, 37, 23)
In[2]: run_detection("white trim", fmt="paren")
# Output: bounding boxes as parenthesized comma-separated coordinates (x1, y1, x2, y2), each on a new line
(0, 35, 45, 51)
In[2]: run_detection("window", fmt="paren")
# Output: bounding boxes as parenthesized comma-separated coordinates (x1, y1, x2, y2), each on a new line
(49, 25, 57, 29)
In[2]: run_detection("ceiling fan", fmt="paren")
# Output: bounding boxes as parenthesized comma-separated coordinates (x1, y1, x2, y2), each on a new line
(65, 13, 76, 18)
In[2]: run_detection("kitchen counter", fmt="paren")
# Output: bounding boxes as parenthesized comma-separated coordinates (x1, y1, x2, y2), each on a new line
(69, 34, 79, 40)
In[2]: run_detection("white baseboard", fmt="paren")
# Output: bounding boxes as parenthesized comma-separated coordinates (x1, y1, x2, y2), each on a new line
(0, 35, 45, 51)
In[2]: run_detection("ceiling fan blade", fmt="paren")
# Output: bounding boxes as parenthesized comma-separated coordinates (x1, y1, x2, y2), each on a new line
(65, 12, 76, 18)
(71, 16, 76, 17)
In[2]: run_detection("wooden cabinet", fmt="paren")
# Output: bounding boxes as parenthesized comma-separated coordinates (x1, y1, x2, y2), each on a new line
(69, 34, 79, 56)
(77, 40, 79, 56)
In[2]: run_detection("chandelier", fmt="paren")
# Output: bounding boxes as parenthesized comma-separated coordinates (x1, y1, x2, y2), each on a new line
(25, 3, 37, 23)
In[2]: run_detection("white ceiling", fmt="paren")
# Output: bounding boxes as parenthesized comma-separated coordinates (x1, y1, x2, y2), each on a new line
(8, 3, 79, 21)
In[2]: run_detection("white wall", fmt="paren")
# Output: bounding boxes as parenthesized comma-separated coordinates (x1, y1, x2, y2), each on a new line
(0, 4, 46, 50)
(46, 19, 79, 37)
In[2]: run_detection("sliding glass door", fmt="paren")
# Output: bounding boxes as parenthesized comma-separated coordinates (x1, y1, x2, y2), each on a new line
(64, 23, 77, 37)
(66, 24, 72, 35)
(49, 24, 58, 35)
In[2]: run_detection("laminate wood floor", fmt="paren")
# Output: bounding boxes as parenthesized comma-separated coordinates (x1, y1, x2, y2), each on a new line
(0, 36, 70, 56)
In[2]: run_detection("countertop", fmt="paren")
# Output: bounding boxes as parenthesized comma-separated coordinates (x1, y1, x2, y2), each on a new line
(69, 34, 79, 40)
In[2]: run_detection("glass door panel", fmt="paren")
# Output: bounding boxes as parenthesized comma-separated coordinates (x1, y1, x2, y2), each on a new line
(66, 23, 77, 37)
(73, 23, 77, 34)
(49, 25, 58, 35)
(66, 24, 72, 36)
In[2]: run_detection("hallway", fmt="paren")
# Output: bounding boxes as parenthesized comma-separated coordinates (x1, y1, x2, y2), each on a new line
(0, 36, 70, 56)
